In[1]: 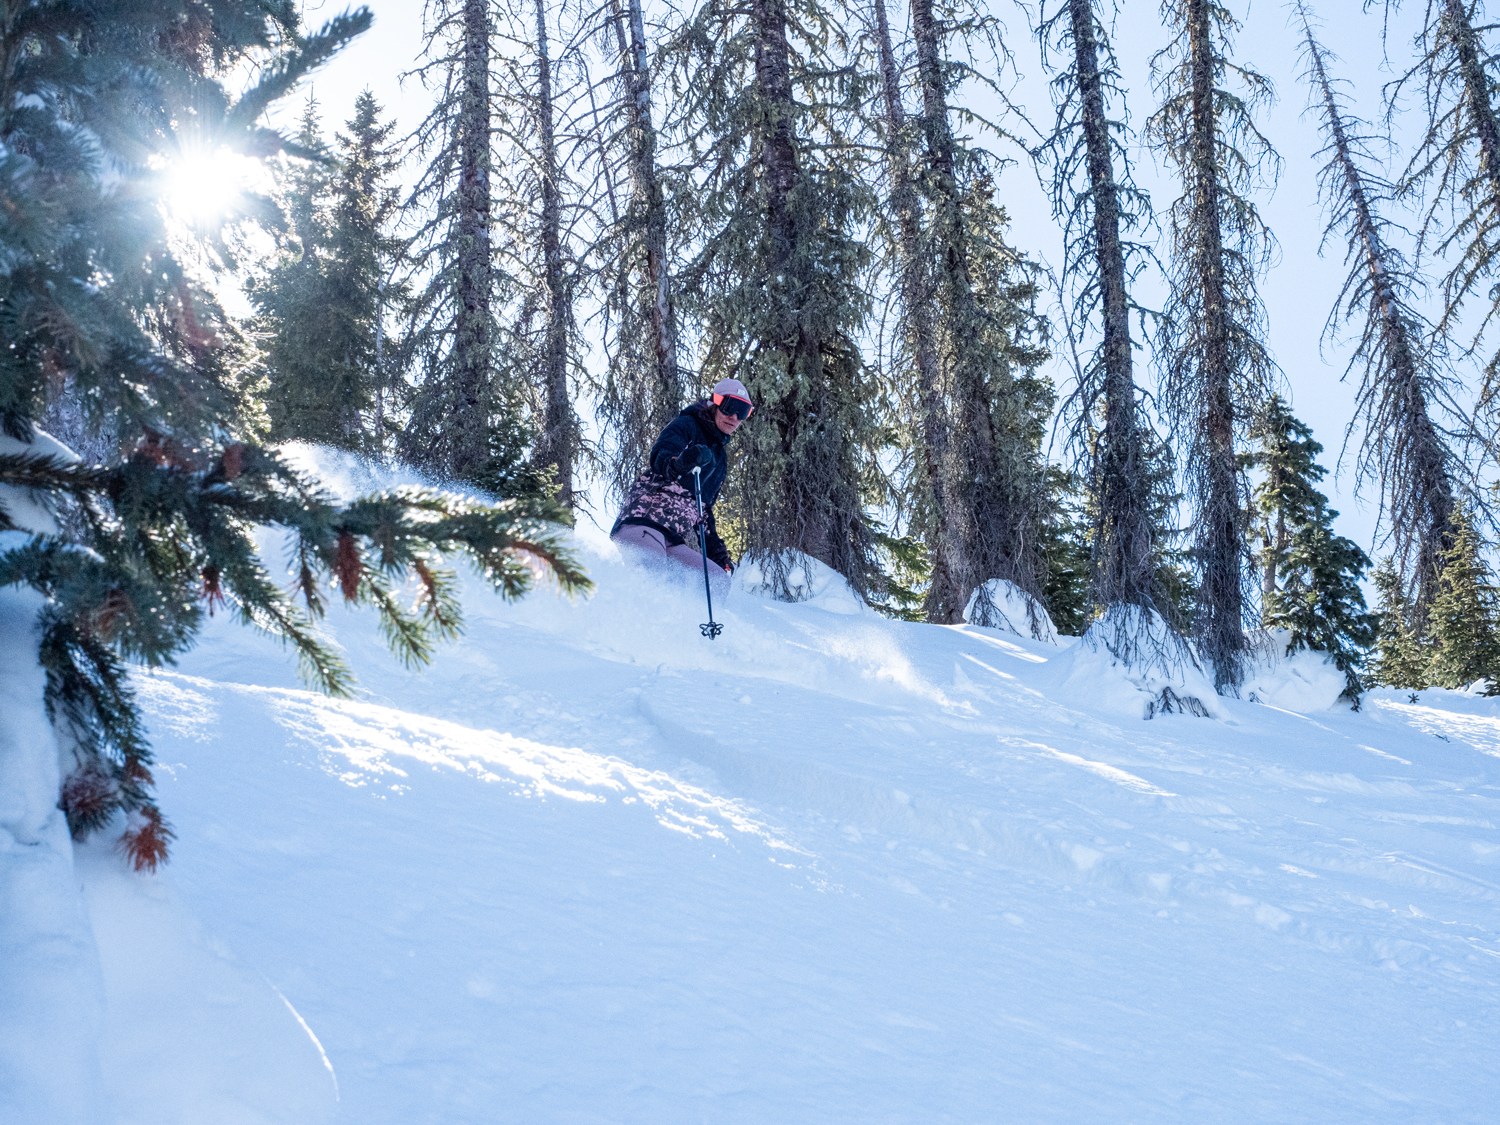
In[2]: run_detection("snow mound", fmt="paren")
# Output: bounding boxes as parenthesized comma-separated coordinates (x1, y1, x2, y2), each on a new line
(1242, 631, 1350, 713)
(964, 579, 1058, 643)
(1043, 604, 1221, 719)
(1, 571, 103, 1125)
(736, 550, 867, 614)
(79, 846, 339, 1125)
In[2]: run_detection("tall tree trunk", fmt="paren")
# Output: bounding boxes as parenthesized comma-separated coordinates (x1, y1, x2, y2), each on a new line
(532, 0, 576, 506)
(1065, 0, 1156, 614)
(748, 0, 841, 575)
(872, 0, 970, 623)
(599, 0, 683, 502)
(447, 0, 494, 484)
(1300, 3, 1457, 622)
(1184, 0, 1248, 690)
(686, 0, 878, 596)
(753, 0, 800, 312)
(613, 0, 681, 406)
(1444, 0, 1500, 192)
(747, 0, 822, 573)
(910, 0, 1042, 607)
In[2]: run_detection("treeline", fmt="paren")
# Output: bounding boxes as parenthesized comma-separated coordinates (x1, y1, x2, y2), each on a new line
(5, 1, 1500, 865)
(257, 0, 1500, 703)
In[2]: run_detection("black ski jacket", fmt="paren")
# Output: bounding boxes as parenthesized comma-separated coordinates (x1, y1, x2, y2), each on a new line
(611, 401, 734, 568)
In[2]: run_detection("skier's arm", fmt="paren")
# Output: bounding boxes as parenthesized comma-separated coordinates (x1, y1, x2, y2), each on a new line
(649, 418, 704, 481)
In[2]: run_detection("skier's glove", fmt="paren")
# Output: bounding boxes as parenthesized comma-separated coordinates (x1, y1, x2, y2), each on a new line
(674, 444, 713, 483)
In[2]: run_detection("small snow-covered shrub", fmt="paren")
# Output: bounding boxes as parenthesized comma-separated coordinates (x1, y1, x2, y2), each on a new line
(964, 580, 1058, 644)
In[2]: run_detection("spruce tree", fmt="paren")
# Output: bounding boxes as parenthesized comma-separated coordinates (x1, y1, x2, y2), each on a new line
(1038, 0, 1201, 683)
(403, 0, 539, 493)
(1247, 395, 1374, 705)
(866, 0, 1053, 627)
(1378, 0, 1500, 414)
(1297, 2, 1461, 624)
(251, 98, 340, 447)
(491, 0, 585, 507)
(0, 0, 587, 869)
(953, 173, 1056, 631)
(1037, 467, 1092, 637)
(325, 90, 409, 457)
(668, 0, 880, 598)
(1428, 504, 1500, 691)
(1146, 0, 1280, 693)
(1370, 557, 1431, 689)
(1247, 394, 1329, 600)
(251, 91, 406, 456)
(593, 0, 686, 503)
(870, 0, 968, 620)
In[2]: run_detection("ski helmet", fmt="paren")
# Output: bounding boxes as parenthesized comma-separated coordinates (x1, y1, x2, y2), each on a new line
(711, 378, 754, 418)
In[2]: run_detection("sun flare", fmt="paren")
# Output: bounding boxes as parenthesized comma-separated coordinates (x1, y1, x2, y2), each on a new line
(157, 147, 266, 230)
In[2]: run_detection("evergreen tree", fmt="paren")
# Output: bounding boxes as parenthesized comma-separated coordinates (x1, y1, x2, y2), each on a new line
(869, 0, 965, 619)
(403, 0, 537, 493)
(669, 0, 880, 598)
(1428, 504, 1500, 691)
(282, 95, 335, 256)
(1146, 0, 1280, 693)
(325, 91, 409, 457)
(1297, 2, 1461, 624)
(1037, 467, 1092, 636)
(1247, 395, 1374, 705)
(953, 172, 1056, 631)
(0, 0, 588, 869)
(1247, 394, 1327, 601)
(251, 91, 406, 456)
(251, 98, 339, 446)
(491, 0, 585, 507)
(1370, 556, 1431, 689)
(1038, 0, 1198, 680)
(593, 0, 686, 503)
(866, 0, 1053, 627)
(1379, 0, 1500, 415)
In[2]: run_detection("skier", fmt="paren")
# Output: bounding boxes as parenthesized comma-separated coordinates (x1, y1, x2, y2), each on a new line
(610, 378, 754, 586)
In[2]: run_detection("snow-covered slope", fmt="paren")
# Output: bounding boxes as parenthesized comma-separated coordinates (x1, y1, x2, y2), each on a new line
(5, 467, 1499, 1123)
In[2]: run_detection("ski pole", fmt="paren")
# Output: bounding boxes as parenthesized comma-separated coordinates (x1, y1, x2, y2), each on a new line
(691, 466, 723, 638)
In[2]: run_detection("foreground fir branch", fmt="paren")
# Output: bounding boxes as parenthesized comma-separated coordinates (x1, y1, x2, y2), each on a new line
(0, 443, 588, 869)
(2, 445, 589, 853)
